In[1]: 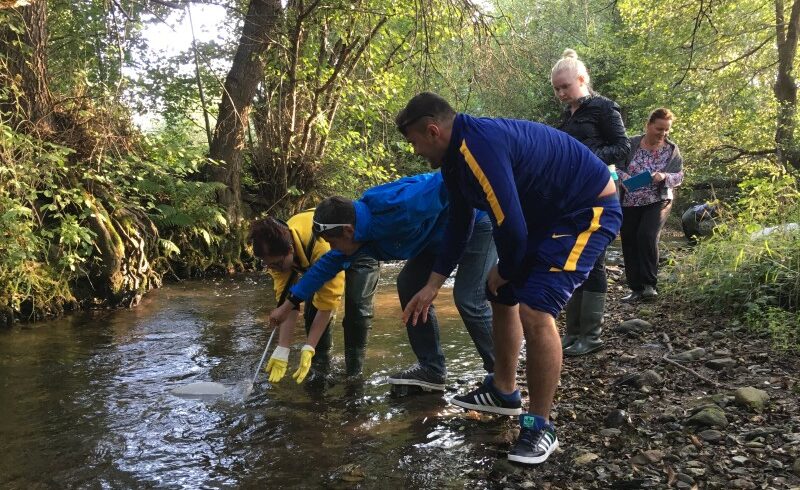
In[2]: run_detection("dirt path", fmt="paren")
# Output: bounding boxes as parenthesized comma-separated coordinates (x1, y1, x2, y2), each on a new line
(468, 236, 800, 489)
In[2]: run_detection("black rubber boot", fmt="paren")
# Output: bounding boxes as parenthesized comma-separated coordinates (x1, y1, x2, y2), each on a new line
(563, 291, 605, 357)
(561, 290, 583, 349)
(344, 347, 366, 377)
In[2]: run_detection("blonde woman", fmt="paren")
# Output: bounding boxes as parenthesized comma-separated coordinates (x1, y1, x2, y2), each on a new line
(551, 49, 630, 356)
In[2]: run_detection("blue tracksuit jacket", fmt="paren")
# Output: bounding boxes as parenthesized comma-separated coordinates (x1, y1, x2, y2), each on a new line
(433, 113, 611, 281)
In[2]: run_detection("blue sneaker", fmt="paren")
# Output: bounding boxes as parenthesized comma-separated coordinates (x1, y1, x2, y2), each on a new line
(450, 375, 522, 415)
(508, 414, 559, 465)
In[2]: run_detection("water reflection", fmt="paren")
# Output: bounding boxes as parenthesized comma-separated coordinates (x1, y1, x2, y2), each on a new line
(0, 271, 502, 488)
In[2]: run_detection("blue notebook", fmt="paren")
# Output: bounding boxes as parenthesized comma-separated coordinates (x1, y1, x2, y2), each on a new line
(622, 171, 652, 191)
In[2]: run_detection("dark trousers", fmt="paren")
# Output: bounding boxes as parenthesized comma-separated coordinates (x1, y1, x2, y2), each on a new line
(303, 301, 332, 366)
(396, 216, 496, 376)
(305, 255, 380, 369)
(575, 248, 607, 294)
(620, 200, 672, 291)
(342, 255, 381, 352)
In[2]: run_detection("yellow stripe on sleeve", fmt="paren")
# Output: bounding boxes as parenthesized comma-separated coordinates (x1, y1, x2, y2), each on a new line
(460, 140, 506, 225)
(563, 207, 604, 271)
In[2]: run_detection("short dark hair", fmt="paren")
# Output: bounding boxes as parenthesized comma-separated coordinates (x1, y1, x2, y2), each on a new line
(395, 92, 456, 136)
(313, 196, 355, 238)
(248, 218, 292, 258)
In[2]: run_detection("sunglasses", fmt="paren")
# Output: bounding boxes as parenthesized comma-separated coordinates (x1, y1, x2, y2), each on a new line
(397, 113, 434, 133)
(312, 220, 351, 234)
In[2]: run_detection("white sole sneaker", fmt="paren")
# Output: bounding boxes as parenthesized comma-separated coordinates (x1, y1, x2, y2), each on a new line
(387, 377, 445, 391)
(450, 397, 522, 416)
(508, 438, 559, 465)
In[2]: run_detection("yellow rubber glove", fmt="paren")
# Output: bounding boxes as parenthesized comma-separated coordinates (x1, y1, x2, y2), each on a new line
(292, 344, 315, 384)
(265, 346, 290, 383)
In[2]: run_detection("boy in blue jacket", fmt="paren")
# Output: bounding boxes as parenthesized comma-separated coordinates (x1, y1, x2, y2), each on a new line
(397, 93, 622, 466)
(269, 172, 497, 391)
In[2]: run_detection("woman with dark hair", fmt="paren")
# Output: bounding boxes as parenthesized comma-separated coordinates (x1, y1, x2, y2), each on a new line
(618, 108, 684, 301)
(551, 49, 630, 356)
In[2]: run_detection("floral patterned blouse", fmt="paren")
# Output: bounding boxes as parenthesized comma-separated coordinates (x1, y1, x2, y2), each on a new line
(622, 144, 684, 207)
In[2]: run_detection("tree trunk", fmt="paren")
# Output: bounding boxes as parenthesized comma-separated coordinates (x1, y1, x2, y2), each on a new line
(208, 0, 282, 225)
(774, 0, 800, 170)
(0, 0, 54, 132)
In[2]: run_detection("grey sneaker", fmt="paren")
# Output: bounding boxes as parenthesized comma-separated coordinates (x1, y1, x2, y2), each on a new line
(387, 364, 446, 391)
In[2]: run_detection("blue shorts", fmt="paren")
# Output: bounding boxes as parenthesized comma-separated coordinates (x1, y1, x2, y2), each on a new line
(487, 195, 622, 317)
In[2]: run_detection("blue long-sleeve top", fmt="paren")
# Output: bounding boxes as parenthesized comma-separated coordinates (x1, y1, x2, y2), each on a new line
(289, 172, 479, 302)
(432, 114, 611, 281)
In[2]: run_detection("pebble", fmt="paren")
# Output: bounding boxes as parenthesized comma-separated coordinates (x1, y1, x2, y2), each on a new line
(676, 473, 695, 484)
(604, 409, 631, 428)
(686, 406, 728, 428)
(616, 318, 653, 334)
(686, 467, 706, 477)
(574, 452, 599, 465)
(730, 478, 755, 489)
(698, 429, 724, 442)
(732, 455, 749, 465)
(734, 386, 770, 412)
(670, 347, 706, 362)
(630, 449, 664, 465)
(600, 428, 621, 437)
(705, 357, 736, 370)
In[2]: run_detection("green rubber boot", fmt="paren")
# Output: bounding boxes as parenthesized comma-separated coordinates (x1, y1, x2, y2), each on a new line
(563, 291, 605, 357)
(561, 290, 583, 349)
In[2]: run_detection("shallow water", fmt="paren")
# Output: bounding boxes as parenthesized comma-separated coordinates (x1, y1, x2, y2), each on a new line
(0, 267, 504, 488)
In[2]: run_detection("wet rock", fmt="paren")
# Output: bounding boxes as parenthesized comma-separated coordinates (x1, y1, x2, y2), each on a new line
(734, 386, 770, 412)
(630, 450, 664, 465)
(332, 464, 365, 483)
(686, 406, 728, 428)
(729, 478, 755, 489)
(711, 331, 726, 339)
(712, 348, 732, 356)
(574, 452, 599, 465)
(698, 429, 724, 442)
(705, 358, 736, 371)
(676, 473, 695, 485)
(615, 318, 652, 335)
(670, 347, 706, 362)
(604, 409, 631, 428)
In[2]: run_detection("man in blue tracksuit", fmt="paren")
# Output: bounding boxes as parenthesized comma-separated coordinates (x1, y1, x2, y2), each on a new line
(268, 172, 497, 390)
(397, 93, 622, 466)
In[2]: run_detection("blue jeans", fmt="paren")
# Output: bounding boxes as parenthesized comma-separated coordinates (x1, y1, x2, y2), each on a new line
(397, 216, 497, 376)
